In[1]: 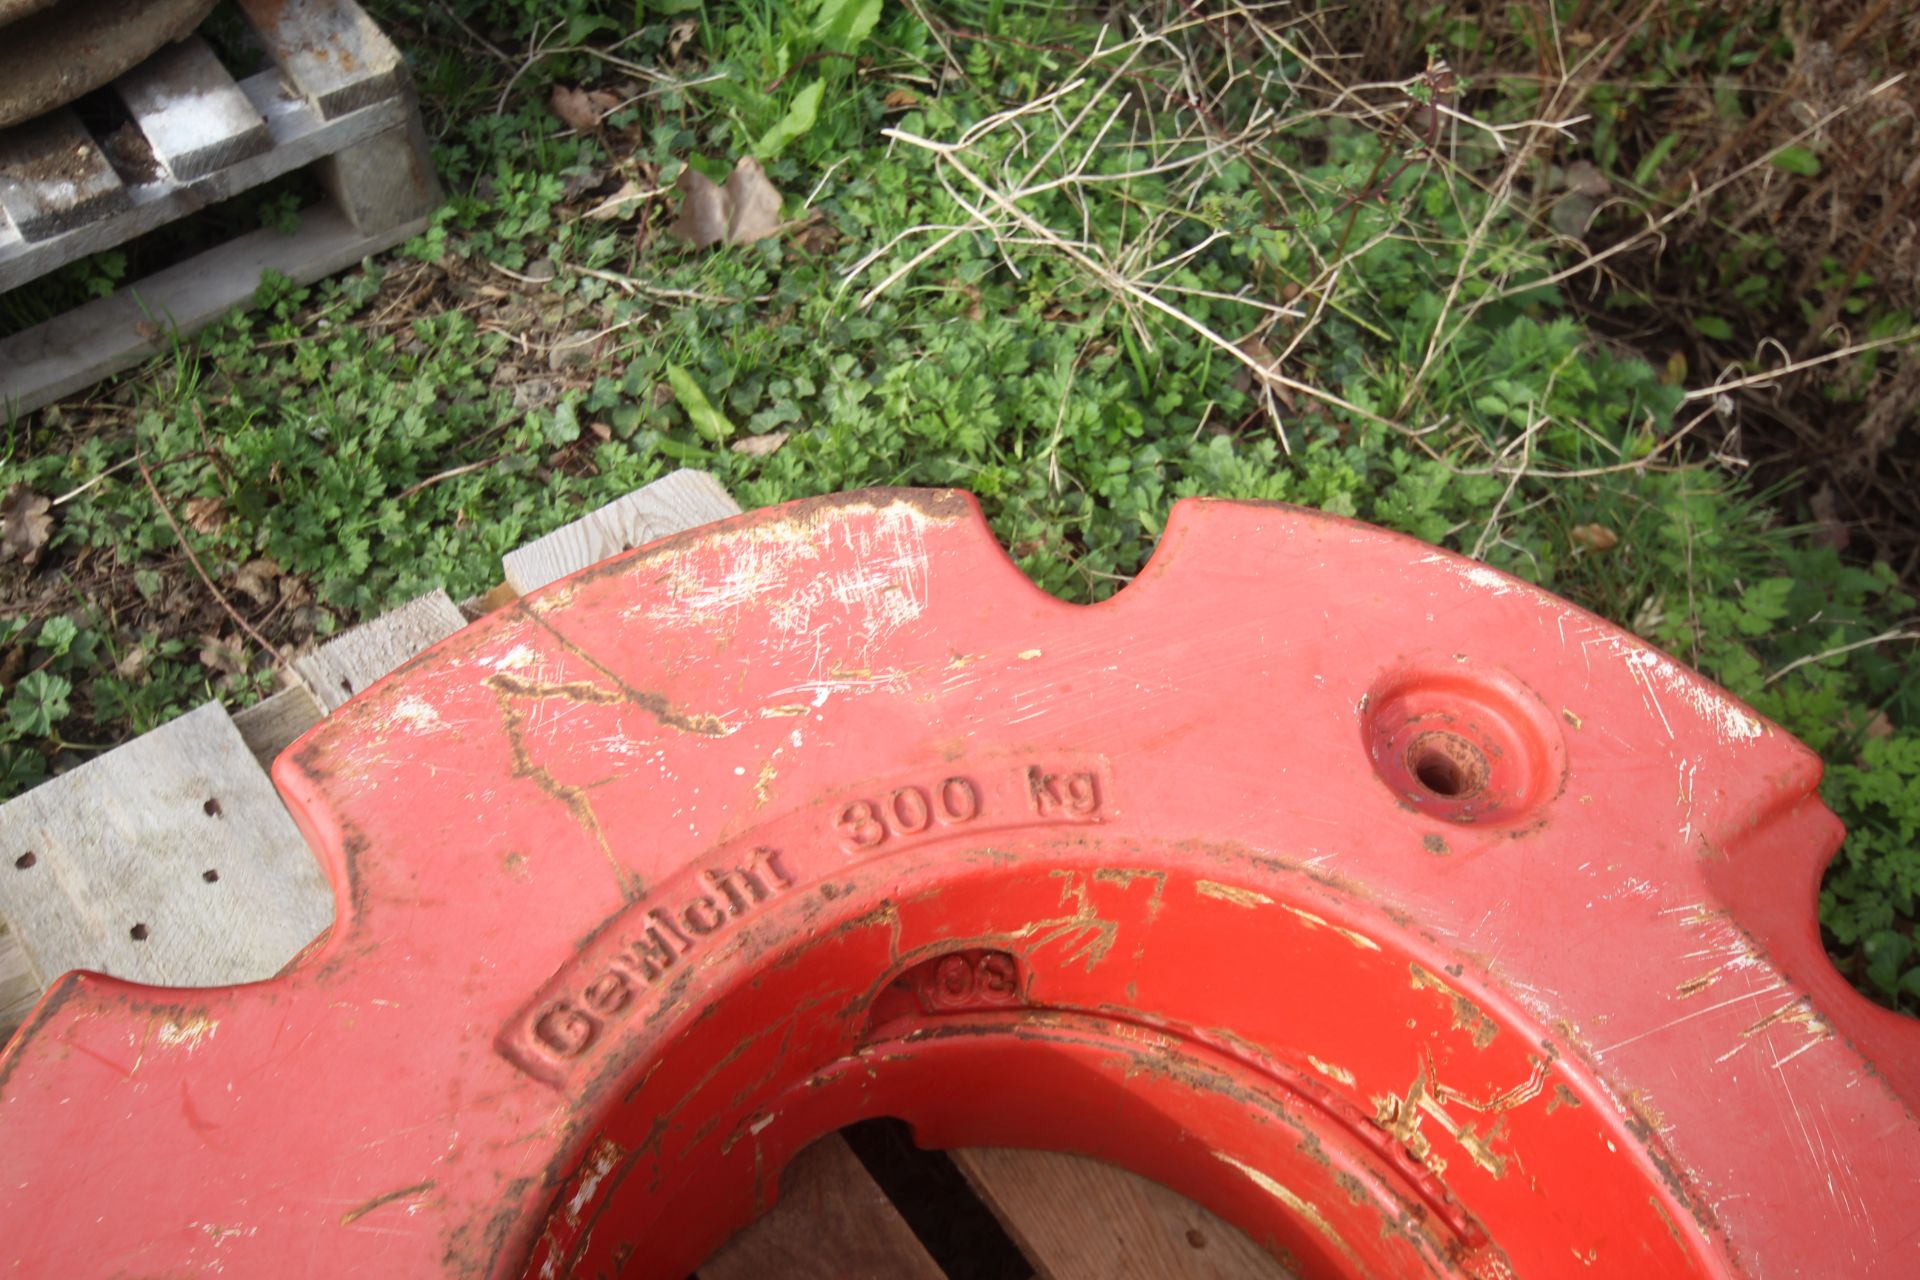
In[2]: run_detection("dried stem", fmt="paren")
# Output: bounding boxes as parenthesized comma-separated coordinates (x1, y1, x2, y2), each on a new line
(135, 459, 287, 664)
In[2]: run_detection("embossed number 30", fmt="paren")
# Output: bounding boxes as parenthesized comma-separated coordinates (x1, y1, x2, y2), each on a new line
(837, 777, 980, 849)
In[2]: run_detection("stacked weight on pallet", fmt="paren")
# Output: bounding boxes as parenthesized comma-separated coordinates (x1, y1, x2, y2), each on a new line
(0, 0, 439, 416)
(0, 0, 218, 129)
(0, 470, 1288, 1279)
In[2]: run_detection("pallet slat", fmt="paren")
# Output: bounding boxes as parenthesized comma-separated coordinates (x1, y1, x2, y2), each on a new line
(319, 114, 440, 235)
(503, 470, 744, 594)
(0, 78, 405, 293)
(954, 1147, 1293, 1279)
(0, 199, 427, 415)
(0, 702, 333, 991)
(230, 685, 326, 770)
(0, 919, 37, 1043)
(0, 0, 439, 418)
(237, 0, 406, 120)
(0, 109, 131, 241)
(115, 34, 272, 183)
(293, 589, 466, 712)
(700, 1136, 946, 1280)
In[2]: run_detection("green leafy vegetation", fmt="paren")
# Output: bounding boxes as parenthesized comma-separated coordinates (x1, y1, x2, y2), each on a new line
(1, 1, 1914, 1009)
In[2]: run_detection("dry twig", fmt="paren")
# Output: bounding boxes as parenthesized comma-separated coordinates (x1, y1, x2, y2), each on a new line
(135, 459, 287, 664)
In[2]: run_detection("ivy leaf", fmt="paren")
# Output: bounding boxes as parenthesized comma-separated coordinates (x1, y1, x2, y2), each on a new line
(7, 671, 71, 738)
(666, 365, 737, 441)
(754, 79, 824, 159)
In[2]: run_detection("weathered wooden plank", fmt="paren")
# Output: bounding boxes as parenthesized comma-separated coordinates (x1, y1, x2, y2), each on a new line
(0, 198, 427, 417)
(237, 0, 405, 120)
(0, 702, 332, 990)
(0, 920, 39, 1045)
(503, 469, 742, 594)
(458, 582, 520, 621)
(231, 684, 326, 770)
(0, 108, 131, 241)
(699, 1135, 946, 1280)
(953, 1148, 1292, 1279)
(293, 589, 466, 712)
(0, 75, 406, 292)
(115, 34, 272, 183)
(318, 111, 440, 234)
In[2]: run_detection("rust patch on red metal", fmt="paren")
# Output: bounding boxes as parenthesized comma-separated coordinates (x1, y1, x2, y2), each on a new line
(340, 1179, 436, 1227)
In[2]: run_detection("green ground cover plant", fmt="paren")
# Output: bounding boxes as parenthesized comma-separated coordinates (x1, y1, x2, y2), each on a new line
(1, 0, 1914, 1009)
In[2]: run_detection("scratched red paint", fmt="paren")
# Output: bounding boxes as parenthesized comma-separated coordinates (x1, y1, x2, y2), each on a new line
(1, 491, 1915, 1277)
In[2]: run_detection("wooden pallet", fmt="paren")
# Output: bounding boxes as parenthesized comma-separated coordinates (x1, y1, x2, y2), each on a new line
(0, 471, 1287, 1279)
(0, 0, 438, 417)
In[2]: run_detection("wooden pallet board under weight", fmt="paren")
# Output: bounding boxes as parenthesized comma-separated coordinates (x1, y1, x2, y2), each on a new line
(954, 1146, 1289, 1279)
(0, 702, 332, 991)
(0, 0, 439, 417)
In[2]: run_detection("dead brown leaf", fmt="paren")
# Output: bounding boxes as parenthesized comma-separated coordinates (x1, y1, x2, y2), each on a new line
(512, 377, 563, 413)
(731, 431, 789, 457)
(198, 635, 246, 677)
(560, 166, 606, 200)
(1231, 334, 1277, 395)
(666, 19, 696, 59)
(1562, 160, 1611, 198)
(1571, 523, 1620, 552)
(114, 646, 150, 680)
(947, 278, 983, 322)
(789, 212, 843, 256)
(669, 157, 784, 248)
(278, 573, 312, 608)
(883, 88, 920, 110)
(547, 330, 601, 371)
(0, 484, 53, 568)
(1810, 483, 1850, 551)
(551, 85, 621, 132)
(583, 178, 652, 221)
(232, 557, 281, 606)
(182, 496, 225, 535)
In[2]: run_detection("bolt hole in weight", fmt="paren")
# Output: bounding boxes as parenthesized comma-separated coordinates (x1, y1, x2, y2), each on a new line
(1362, 662, 1565, 825)
(1406, 732, 1489, 799)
